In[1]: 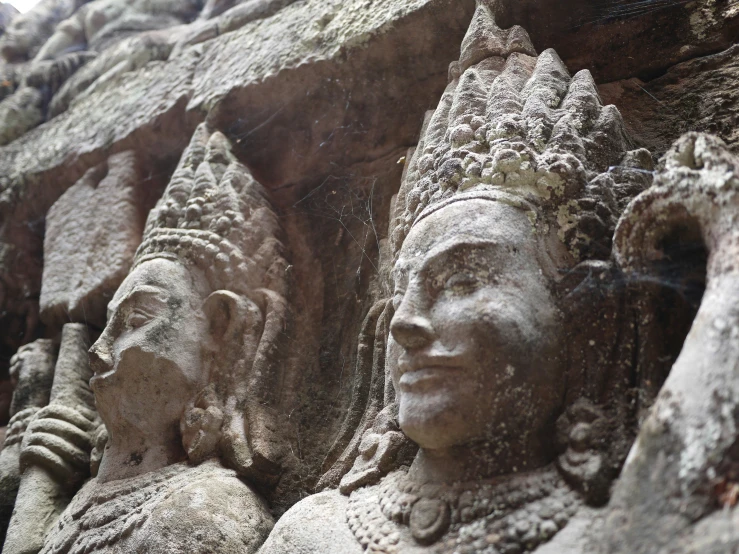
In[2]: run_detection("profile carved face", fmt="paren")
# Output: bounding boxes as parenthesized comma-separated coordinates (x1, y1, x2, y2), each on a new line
(84, 0, 127, 40)
(388, 199, 567, 453)
(88, 257, 248, 436)
(0, 16, 32, 61)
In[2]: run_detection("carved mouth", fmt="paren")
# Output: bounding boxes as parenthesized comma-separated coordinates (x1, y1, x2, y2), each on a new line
(398, 367, 461, 391)
(397, 352, 465, 376)
(89, 367, 116, 389)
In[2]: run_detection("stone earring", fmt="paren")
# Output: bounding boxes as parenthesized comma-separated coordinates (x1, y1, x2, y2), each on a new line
(181, 385, 224, 465)
(339, 403, 416, 495)
(556, 398, 613, 504)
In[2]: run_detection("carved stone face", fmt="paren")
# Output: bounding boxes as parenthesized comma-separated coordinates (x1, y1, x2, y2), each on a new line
(0, 16, 33, 61)
(89, 258, 211, 435)
(388, 199, 566, 452)
(84, 0, 127, 40)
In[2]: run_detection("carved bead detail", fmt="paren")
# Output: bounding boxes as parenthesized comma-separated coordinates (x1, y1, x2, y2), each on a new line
(347, 466, 582, 553)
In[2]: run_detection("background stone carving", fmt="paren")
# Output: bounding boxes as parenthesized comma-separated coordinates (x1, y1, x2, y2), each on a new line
(0, 4, 17, 35)
(603, 132, 739, 554)
(0, 0, 737, 551)
(40, 151, 162, 330)
(5, 324, 94, 554)
(25, 126, 283, 554)
(0, 339, 54, 545)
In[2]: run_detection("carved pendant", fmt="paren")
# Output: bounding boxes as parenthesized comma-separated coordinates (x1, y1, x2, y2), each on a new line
(348, 467, 582, 553)
(409, 498, 451, 545)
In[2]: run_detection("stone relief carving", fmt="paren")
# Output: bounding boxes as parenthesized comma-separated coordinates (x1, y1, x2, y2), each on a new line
(0, 0, 302, 144)
(0, 0, 82, 65)
(0, 0, 738, 551)
(3, 123, 292, 554)
(602, 132, 739, 554)
(0, 0, 89, 143)
(0, 339, 55, 542)
(0, 4, 17, 35)
(5, 324, 95, 554)
(169, 0, 300, 56)
(259, 4, 653, 552)
(36, 0, 202, 118)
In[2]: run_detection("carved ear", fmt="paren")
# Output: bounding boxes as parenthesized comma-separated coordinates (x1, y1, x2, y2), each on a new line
(202, 291, 251, 350)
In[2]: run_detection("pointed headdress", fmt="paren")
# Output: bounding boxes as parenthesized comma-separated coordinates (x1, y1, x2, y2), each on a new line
(135, 123, 290, 486)
(135, 123, 287, 300)
(391, 1, 652, 263)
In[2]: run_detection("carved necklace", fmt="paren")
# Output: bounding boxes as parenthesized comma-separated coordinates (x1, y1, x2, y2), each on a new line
(39, 461, 228, 554)
(347, 465, 581, 553)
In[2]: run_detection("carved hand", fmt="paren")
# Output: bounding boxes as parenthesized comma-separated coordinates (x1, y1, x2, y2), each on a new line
(20, 404, 98, 486)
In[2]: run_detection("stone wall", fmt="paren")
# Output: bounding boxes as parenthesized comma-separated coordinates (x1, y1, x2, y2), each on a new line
(0, 0, 737, 552)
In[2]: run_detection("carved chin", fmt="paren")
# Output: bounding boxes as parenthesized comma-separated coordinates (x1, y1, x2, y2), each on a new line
(398, 389, 480, 450)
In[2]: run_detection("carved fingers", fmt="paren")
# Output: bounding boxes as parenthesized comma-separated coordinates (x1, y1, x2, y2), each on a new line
(25, 51, 97, 95)
(20, 404, 97, 484)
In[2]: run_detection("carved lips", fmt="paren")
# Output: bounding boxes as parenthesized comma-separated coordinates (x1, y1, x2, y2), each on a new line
(398, 367, 462, 391)
(396, 354, 466, 392)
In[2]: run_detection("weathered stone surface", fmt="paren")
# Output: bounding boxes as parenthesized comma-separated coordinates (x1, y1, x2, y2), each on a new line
(40, 461, 274, 554)
(0, 0, 473, 354)
(0, 0, 738, 552)
(601, 43, 739, 157)
(5, 324, 94, 554)
(0, 87, 43, 147)
(494, 0, 739, 83)
(40, 151, 161, 329)
(0, 3, 18, 34)
(0, 340, 54, 544)
(604, 133, 739, 554)
(193, 0, 476, 187)
(0, 0, 473, 191)
(0, 0, 82, 64)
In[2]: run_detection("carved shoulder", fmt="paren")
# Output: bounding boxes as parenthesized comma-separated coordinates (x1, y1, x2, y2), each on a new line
(40, 462, 274, 554)
(136, 465, 275, 554)
(259, 490, 362, 554)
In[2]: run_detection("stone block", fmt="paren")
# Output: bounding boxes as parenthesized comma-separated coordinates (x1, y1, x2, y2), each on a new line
(40, 151, 146, 329)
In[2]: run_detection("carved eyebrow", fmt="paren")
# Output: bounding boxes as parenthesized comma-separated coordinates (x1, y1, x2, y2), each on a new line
(108, 286, 168, 319)
(418, 240, 501, 274)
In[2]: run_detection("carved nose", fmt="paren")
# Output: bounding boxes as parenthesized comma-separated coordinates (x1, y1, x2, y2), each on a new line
(390, 315, 435, 350)
(88, 337, 113, 375)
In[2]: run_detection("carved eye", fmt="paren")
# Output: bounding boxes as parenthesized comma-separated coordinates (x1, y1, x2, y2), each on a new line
(444, 272, 479, 291)
(392, 291, 405, 310)
(126, 310, 152, 329)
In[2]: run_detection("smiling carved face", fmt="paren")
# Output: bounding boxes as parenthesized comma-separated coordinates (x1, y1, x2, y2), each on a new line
(388, 199, 567, 453)
(89, 258, 211, 437)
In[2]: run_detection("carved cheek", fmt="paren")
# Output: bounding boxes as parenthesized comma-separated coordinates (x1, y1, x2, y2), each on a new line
(433, 293, 500, 351)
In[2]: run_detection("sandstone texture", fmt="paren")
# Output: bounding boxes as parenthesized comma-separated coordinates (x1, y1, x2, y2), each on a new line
(0, 0, 737, 552)
(40, 151, 161, 329)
